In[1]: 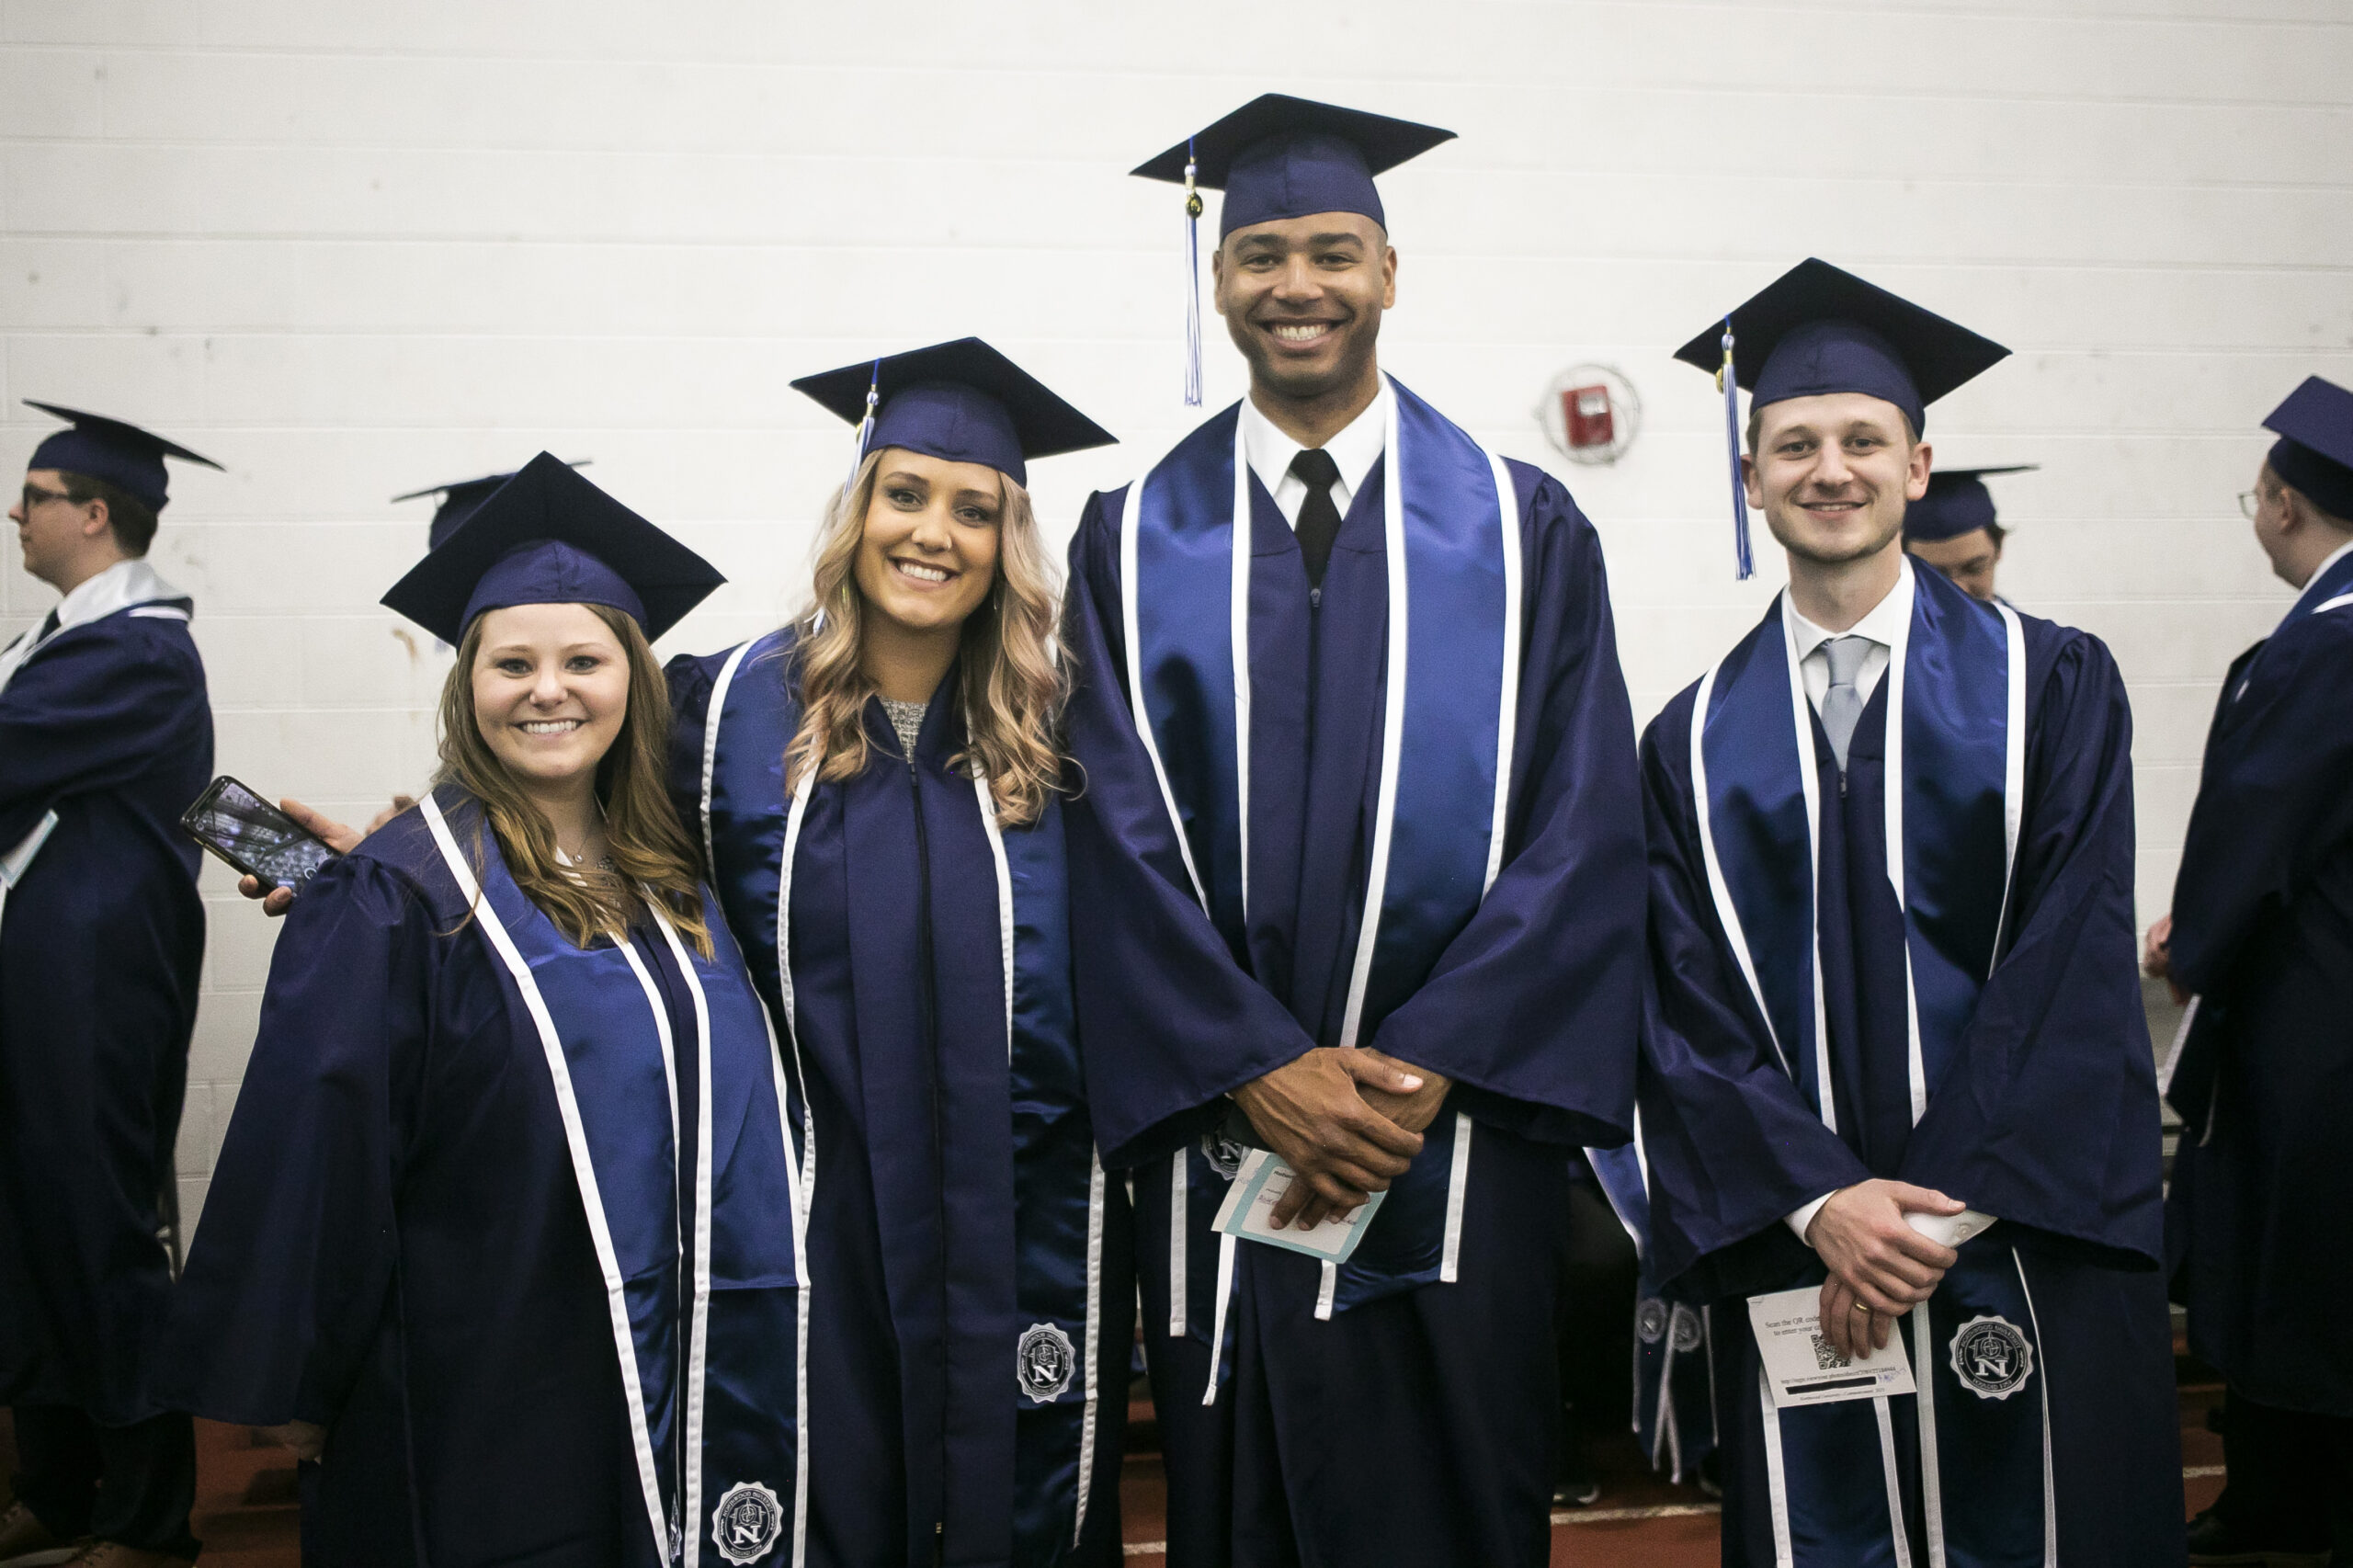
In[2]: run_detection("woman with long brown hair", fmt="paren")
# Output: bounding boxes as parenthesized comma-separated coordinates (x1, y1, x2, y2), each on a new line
(666, 340, 1133, 1568)
(166, 456, 806, 1568)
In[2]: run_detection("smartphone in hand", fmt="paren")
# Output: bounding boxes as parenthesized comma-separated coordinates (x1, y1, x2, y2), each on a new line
(179, 776, 340, 892)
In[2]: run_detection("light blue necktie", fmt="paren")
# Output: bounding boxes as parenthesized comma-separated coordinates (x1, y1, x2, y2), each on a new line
(1819, 634, 1871, 773)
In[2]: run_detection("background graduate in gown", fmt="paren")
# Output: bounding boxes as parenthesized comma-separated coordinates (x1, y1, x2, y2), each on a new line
(2153, 374, 2353, 1567)
(1637, 259, 2183, 1567)
(167, 458, 806, 1567)
(1901, 464, 2034, 607)
(1063, 97, 1646, 1568)
(665, 339, 1134, 1568)
(0, 405, 219, 1567)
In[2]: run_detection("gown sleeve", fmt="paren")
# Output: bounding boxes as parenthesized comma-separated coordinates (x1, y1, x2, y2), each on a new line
(2167, 618, 2353, 995)
(1358, 470, 1645, 1147)
(664, 650, 722, 858)
(0, 622, 208, 846)
(162, 853, 435, 1426)
(1060, 488, 1322, 1168)
(1896, 630, 2165, 1267)
(1632, 693, 1875, 1292)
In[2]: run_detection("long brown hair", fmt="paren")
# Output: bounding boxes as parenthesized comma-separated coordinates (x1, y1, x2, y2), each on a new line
(437, 603, 714, 955)
(784, 448, 1066, 825)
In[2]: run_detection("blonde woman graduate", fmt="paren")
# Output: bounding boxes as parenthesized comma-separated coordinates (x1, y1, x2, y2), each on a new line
(665, 339, 1134, 1568)
(166, 457, 806, 1568)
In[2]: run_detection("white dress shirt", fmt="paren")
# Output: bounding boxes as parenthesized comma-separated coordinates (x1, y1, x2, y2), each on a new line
(1239, 380, 1391, 530)
(1780, 559, 1915, 1246)
(0, 557, 189, 699)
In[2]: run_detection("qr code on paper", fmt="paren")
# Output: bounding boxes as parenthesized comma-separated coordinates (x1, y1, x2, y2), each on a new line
(1808, 1333, 1851, 1370)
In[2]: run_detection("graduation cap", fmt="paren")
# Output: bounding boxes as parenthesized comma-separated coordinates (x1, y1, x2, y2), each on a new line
(1675, 258, 2011, 578)
(790, 337, 1115, 490)
(2261, 375, 2353, 520)
(1904, 466, 2037, 543)
(1132, 95, 1455, 404)
(393, 461, 592, 551)
(380, 451, 723, 645)
(23, 401, 223, 513)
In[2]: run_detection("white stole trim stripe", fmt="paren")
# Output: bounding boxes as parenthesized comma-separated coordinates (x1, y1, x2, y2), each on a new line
(419, 793, 675, 1560)
(1687, 664, 1798, 1085)
(1757, 1367, 1797, 1568)
(1201, 1233, 1239, 1404)
(647, 903, 717, 1568)
(1229, 417, 1254, 919)
(1113, 480, 1211, 912)
(1073, 1153, 1108, 1544)
(1872, 1393, 1916, 1568)
(1481, 449, 1524, 892)
(700, 641, 815, 1568)
(974, 778, 1017, 1064)
(1779, 603, 1835, 1134)
(2014, 1248, 2060, 1568)
(1991, 601, 2029, 962)
(1914, 1304, 1948, 1568)
(1439, 1111, 1472, 1283)
(2314, 591, 2353, 615)
(1882, 571, 1930, 1129)
(1166, 1148, 1188, 1339)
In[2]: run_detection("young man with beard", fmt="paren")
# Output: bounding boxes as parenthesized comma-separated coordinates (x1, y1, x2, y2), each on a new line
(1633, 260, 2182, 1567)
(1055, 96, 1647, 1568)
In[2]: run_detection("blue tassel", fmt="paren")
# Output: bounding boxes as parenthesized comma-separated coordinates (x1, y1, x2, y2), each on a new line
(1183, 137, 1204, 408)
(841, 358, 881, 501)
(1719, 318, 1754, 581)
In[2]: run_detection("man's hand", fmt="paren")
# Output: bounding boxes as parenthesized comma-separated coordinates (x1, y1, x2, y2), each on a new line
(1817, 1273, 1894, 1358)
(1230, 1048, 1424, 1231)
(2143, 913, 2189, 1005)
(1806, 1179, 1961, 1356)
(237, 796, 411, 915)
(1354, 1049, 1452, 1136)
(257, 1420, 325, 1461)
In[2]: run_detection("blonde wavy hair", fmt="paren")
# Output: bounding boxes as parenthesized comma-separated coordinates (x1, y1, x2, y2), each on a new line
(784, 448, 1065, 825)
(436, 603, 714, 956)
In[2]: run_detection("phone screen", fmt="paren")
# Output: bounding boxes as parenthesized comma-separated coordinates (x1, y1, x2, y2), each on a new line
(182, 778, 339, 890)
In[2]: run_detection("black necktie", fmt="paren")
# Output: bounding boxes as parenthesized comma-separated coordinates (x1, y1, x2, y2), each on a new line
(35, 610, 59, 643)
(1290, 448, 1343, 591)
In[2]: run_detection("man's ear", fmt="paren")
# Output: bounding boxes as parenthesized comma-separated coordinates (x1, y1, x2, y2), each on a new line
(1210, 245, 1228, 318)
(80, 495, 111, 543)
(1741, 452, 1765, 511)
(1381, 244, 1398, 311)
(1904, 440, 1934, 503)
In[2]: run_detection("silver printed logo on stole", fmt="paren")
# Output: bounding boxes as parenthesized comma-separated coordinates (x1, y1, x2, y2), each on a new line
(1201, 1130, 1247, 1181)
(1636, 1298, 1670, 1345)
(1948, 1315, 2035, 1401)
(1017, 1322, 1077, 1403)
(710, 1480, 785, 1565)
(1668, 1304, 1704, 1354)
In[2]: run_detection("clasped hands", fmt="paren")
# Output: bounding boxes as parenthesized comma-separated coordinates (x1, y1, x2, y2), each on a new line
(1227, 1047, 1450, 1232)
(1806, 1179, 1966, 1359)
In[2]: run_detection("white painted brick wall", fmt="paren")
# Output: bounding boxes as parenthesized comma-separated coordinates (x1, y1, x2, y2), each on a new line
(4, 0, 2347, 1232)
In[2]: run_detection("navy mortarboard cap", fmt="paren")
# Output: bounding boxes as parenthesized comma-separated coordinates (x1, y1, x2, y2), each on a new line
(1904, 466, 2036, 543)
(790, 337, 1115, 490)
(394, 461, 592, 551)
(1674, 259, 2010, 440)
(1131, 94, 1455, 239)
(380, 452, 723, 645)
(1133, 96, 1453, 405)
(1676, 259, 2010, 580)
(23, 402, 222, 513)
(2261, 376, 2353, 520)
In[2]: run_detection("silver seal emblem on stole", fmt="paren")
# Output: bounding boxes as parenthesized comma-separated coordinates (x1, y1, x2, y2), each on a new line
(1635, 1298, 1670, 1345)
(1202, 1130, 1248, 1181)
(1668, 1303, 1704, 1353)
(1948, 1314, 2035, 1400)
(1017, 1321, 1078, 1403)
(710, 1480, 785, 1565)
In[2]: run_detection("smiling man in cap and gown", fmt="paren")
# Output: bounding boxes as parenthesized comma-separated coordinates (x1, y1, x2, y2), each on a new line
(2155, 375, 2353, 1568)
(1059, 97, 1647, 1567)
(1633, 259, 2182, 1567)
(666, 339, 1136, 1567)
(0, 404, 220, 1567)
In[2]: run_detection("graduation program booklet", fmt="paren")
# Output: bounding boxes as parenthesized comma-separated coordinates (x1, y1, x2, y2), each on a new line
(1211, 1148, 1387, 1265)
(1746, 1286, 1918, 1409)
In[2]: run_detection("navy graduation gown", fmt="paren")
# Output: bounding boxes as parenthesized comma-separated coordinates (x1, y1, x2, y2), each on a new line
(1637, 579, 2181, 1567)
(667, 641, 1132, 1568)
(2165, 562, 2353, 1419)
(1061, 437, 1645, 1568)
(165, 791, 802, 1567)
(0, 594, 210, 1426)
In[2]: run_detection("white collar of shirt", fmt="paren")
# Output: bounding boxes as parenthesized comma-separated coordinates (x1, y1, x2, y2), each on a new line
(1240, 378, 1391, 530)
(2292, 535, 2353, 620)
(1784, 556, 1915, 710)
(0, 558, 188, 697)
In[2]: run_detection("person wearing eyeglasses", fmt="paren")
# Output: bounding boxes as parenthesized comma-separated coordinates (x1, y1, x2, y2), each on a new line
(2151, 375, 2353, 1568)
(0, 404, 220, 1568)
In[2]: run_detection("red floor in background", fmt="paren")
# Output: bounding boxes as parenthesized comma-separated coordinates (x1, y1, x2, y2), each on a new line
(0, 1360, 2227, 1566)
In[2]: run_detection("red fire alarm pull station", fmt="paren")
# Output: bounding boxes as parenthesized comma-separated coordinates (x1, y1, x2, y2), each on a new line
(1564, 384, 1616, 451)
(1538, 365, 1640, 467)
